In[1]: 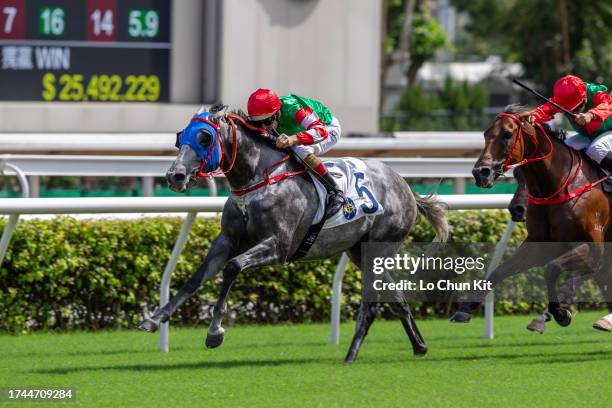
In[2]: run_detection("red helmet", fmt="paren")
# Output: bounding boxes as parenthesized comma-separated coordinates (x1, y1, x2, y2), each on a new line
(552, 75, 586, 111)
(247, 88, 282, 120)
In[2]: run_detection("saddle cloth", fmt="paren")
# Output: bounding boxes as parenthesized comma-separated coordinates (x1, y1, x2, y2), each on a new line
(564, 138, 612, 193)
(308, 158, 384, 229)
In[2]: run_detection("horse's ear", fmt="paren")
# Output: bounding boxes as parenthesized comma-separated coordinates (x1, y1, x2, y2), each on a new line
(209, 102, 227, 114)
(209, 103, 228, 120)
(196, 105, 206, 115)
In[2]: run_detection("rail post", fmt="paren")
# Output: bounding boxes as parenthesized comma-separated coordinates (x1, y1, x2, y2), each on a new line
(159, 211, 198, 352)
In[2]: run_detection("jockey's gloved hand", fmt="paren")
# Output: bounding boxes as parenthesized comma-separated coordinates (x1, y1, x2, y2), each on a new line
(518, 111, 535, 125)
(574, 112, 593, 126)
(276, 134, 298, 149)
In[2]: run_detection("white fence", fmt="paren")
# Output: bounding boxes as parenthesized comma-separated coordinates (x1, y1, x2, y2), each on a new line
(1, 154, 480, 178)
(0, 195, 514, 351)
(0, 132, 484, 153)
(1, 154, 507, 197)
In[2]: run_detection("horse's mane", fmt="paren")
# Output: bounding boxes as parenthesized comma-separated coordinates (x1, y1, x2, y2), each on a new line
(503, 103, 525, 115)
(227, 108, 269, 137)
(503, 104, 567, 141)
(208, 102, 260, 134)
(206, 102, 282, 155)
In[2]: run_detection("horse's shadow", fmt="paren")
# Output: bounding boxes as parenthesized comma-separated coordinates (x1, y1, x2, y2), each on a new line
(26, 348, 612, 375)
(414, 349, 612, 365)
(28, 357, 327, 375)
(440, 338, 607, 350)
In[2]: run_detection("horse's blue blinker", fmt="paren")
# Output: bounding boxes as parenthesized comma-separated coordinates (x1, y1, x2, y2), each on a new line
(178, 112, 221, 173)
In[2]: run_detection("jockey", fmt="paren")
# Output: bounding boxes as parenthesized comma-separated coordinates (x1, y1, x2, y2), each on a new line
(527, 74, 612, 172)
(247, 88, 346, 214)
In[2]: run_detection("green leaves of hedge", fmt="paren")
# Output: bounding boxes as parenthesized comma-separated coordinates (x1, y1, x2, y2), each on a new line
(0, 210, 566, 333)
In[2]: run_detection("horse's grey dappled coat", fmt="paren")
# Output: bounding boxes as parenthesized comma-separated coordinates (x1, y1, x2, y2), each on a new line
(139, 106, 449, 362)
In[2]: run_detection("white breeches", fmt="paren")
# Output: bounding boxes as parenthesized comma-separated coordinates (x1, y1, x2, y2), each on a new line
(565, 130, 612, 163)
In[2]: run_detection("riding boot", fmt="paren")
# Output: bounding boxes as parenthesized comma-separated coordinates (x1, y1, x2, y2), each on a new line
(302, 153, 346, 217)
(600, 152, 612, 173)
(321, 171, 346, 217)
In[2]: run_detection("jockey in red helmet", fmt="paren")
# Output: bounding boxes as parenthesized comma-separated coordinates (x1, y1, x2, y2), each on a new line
(247, 88, 346, 215)
(527, 75, 612, 172)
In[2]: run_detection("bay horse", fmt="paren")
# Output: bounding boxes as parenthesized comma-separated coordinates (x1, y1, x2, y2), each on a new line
(451, 105, 612, 332)
(510, 169, 612, 333)
(138, 104, 450, 362)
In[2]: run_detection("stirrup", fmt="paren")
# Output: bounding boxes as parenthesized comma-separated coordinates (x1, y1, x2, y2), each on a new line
(324, 192, 345, 218)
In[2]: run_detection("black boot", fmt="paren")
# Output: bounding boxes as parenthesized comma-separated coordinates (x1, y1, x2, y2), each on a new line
(321, 171, 346, 218)
(601, 153, 612, 173)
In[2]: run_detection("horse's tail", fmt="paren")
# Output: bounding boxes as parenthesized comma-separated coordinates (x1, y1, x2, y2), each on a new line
(414, 193, 450, 242)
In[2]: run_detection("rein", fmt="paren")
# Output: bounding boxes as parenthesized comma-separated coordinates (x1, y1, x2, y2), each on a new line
(498, 113, 609, 205)
(231, 155, 306, 197)
(498, 113, 553, 172)
(194, 113, 307, 195)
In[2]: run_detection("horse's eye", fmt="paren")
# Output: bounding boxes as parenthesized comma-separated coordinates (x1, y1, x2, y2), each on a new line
(175, 131, 183, 148)
(198, 130, 213, 147)
(503, 130, 513, 140)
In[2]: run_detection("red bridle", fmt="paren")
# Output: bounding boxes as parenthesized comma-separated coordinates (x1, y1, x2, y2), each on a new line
(194, 114, 263, 179)
(496, 113, 609, 205)
(497, 113, 553, 172)
(193, 114, 306, 196)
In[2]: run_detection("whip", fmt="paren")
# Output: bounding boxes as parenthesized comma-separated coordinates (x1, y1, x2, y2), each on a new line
(512, 78, 577, 118)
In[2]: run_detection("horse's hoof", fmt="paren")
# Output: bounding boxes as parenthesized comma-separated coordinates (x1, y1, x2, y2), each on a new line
(413, 345, 428, 358)
(553, 309, 572, 327)
(593, 319, 612, 332)
(527, 319, 546, 334)
(450, 311, 472, 323)
(344, 354, 357, 364)
(138, 318, 159, 333)
(205, 331, 225, 349)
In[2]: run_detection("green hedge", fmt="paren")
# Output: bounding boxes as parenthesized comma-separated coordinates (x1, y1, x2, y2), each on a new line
(0, 211, 604, 333)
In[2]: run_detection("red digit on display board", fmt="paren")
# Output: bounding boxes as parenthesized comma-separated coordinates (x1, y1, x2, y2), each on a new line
(87, 0, 117, 41)
(0, 0, 25, 39)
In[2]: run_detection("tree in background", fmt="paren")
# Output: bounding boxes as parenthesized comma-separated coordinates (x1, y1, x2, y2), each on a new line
(380, 0, 491, 131)
(452, 0, 612, 91)
(382, 0, 449, 88)
(390, 79, 490, 131)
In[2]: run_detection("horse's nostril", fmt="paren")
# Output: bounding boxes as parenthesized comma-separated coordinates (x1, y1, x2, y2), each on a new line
(173, 173, 186, 183)
(480, 167, 491, 178)
(515, 206, 525, 214)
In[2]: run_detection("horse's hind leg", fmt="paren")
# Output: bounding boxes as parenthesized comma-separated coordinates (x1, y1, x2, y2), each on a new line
(593, 262, 612, 332)
(344, 244, 426, 362)
(345, 301, 378, 363)
(389, 294, 427, 357)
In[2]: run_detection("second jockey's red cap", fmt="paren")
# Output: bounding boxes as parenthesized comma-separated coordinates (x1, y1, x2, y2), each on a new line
(552, 75, 587, 111)
(247, 88, 282, 121)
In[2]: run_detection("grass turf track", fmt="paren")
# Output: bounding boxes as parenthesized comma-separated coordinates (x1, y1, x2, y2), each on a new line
(1, 312, 611, 408)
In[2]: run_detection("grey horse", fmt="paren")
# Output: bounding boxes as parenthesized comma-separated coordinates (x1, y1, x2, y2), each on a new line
(138, 104, 449, 363)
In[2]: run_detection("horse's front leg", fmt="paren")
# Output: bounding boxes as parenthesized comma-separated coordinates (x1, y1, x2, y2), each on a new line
(544, 243, 601, 327)
(527, 267, 595, 333)
(138, 233, 234, 332)
(451, 239, 555, 323)
(205, 236, 287, 348)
